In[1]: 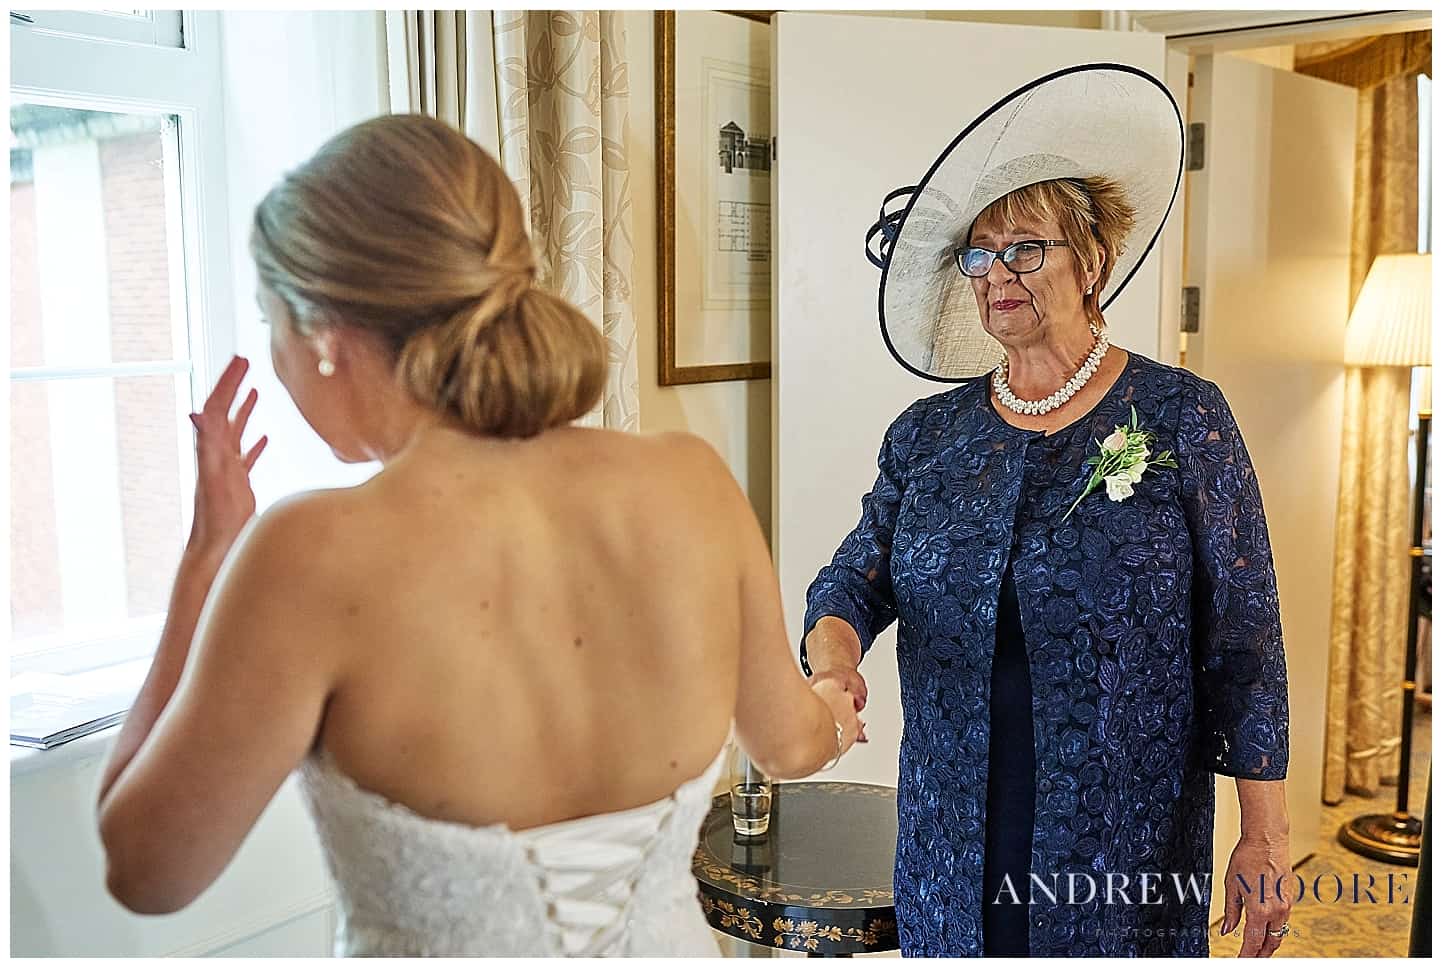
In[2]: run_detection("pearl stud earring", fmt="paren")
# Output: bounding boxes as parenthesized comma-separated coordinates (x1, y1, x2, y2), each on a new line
(318, 357, 336, 377)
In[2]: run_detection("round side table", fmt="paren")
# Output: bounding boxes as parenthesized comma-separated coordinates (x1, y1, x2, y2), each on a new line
(692, 781, 899, 957)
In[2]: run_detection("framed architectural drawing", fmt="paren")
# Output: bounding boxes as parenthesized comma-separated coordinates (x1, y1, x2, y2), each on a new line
(656, 10, 773, 385)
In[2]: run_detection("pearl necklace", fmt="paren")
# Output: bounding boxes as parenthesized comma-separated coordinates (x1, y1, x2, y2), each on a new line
(992, 325, 1110, 416)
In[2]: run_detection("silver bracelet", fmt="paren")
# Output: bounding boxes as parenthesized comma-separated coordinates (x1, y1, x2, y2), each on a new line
(822, 721, 845, 771)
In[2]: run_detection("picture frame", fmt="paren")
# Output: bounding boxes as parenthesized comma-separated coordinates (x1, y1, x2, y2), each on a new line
(655, 10, 776, 386)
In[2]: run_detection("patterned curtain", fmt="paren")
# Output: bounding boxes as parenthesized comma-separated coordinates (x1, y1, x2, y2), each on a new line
(492, 11, 639, 432)
(383, 10, 640, 433)
(1294, 35, 1427, 802)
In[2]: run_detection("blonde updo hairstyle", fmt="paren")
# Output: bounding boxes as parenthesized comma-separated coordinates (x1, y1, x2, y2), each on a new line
(972, 176, 1137, 330)
(250, 113, 605, 439)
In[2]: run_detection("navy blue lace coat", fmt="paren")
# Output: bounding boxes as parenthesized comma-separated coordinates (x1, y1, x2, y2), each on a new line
(801, 352, 1289, 957)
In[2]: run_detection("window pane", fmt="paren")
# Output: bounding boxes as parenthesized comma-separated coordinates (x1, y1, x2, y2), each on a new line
(11, 10, 184, 48)
(10, 103, 189, 369)
(10, 374, 189, 655)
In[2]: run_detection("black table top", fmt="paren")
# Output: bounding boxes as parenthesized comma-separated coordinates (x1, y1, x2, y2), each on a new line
(691, 781, 899, 955)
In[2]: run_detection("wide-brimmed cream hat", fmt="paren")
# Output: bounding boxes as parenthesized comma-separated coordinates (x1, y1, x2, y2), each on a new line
(866, 63, 1184, 381)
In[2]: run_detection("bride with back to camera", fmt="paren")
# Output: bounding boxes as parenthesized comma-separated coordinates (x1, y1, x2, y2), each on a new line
(94, 113, 862, 957)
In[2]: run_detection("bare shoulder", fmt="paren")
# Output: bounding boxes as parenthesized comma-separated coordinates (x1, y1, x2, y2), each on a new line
(254, 487, 356, 545)
(574, 427, 731, 479)
(639, 431, 741, 498)
(186, 488, 368, 682)
(222, 488, 360, 592)
(645, 430, 728, 471)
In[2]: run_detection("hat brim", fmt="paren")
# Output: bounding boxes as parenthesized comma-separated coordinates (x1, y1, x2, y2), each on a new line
(873, 63, 1185, 382)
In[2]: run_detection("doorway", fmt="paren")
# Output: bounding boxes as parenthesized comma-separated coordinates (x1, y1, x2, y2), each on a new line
(1155, 11, 1431, 957)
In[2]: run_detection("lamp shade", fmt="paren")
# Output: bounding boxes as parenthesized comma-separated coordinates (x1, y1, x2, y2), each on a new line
(1344, 253, 1432, 366)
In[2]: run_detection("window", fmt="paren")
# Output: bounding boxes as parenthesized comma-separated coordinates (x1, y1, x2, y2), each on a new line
(10, 10, 184, 48)
(9, 12, 232, 678)
(11, 105, 192, 668)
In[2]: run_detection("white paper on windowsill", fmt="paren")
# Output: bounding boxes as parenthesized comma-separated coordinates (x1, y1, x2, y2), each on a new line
(9, 720, 123, 777)
(9, 658, 147, 778)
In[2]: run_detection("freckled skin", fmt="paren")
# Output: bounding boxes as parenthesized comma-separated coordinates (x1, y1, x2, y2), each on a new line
(274, 421, 800, 831)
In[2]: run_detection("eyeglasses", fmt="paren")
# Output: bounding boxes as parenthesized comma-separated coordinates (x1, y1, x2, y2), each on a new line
(954, 240, 1070, 278)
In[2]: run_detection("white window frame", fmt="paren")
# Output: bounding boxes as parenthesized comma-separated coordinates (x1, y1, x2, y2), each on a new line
(9, 10, 234, 678)
(11, 9, 186, 48)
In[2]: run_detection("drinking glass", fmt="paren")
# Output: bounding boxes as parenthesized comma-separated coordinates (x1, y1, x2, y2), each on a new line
(729, 746, 773, 837)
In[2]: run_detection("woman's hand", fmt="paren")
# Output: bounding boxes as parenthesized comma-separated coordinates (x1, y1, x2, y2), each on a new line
(806, 617, 869, 709)
(1219, 832, 1293, 957)
(811, 677, 865, 757)
(809, 668, 869, 744)
(808, 664, 868, 708)
(98, 356, 269, 810)
(186, 356, 268, 560)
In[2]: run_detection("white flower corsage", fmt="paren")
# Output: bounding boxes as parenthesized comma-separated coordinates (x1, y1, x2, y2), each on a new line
(1062, 405, 1177, 521)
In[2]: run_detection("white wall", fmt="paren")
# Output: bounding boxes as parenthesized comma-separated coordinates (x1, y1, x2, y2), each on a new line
(9, 11, 387, 957)
(11, 747, 335, 957)
(221, 10, 389, 511)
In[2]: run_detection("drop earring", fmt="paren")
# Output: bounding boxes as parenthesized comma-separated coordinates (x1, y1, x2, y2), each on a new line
(318, 357, 336, 377)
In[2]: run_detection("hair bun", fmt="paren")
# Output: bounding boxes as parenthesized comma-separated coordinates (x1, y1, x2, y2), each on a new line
(249, 113, 604, 439)
(398, 280, 604, 438)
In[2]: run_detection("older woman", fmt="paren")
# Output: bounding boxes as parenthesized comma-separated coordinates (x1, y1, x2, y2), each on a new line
(803, 66, 1292, 957)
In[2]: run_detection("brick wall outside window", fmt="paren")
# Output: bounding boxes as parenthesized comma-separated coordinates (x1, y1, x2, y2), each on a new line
(10, 132, 185, 646)
(9, 180, 64, 639)
(100, 134, 185, 622)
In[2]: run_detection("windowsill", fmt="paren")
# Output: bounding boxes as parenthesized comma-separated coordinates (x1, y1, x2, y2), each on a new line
(10, 719, 121, 779)
(10, 655, 147, 780)
(12, 617, 162, 679)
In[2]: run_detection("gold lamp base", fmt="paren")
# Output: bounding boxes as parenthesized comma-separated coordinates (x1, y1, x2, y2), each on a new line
(1337, 813, 1423, 866)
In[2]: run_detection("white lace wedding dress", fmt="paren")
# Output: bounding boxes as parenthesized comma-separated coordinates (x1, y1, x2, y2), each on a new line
(298, 746, 726, 956)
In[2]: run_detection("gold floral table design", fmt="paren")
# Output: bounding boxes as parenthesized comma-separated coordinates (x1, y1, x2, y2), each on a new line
(692, 782, 899, 957)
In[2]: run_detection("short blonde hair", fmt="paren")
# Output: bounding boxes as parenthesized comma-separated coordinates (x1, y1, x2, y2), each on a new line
(971, 177, 1136, 328)
(250, 113, 604, 439)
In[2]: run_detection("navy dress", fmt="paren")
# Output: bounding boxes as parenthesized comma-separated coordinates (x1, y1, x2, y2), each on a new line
(983, 567, 1033, 956)
(802, 352, 1289, 957)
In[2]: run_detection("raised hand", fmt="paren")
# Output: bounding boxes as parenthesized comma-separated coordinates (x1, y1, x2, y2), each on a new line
(186, 356, 268, 559)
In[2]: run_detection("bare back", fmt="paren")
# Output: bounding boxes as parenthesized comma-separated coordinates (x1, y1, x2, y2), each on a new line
(312, 425, 742, 831)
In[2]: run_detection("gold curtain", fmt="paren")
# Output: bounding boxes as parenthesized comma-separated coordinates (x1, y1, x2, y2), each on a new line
(1295, 31, 1431, 91)
(1325, 365, 1413, 801)
(1295, 36, 1426, 803)
(383, 10, 640, 433)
